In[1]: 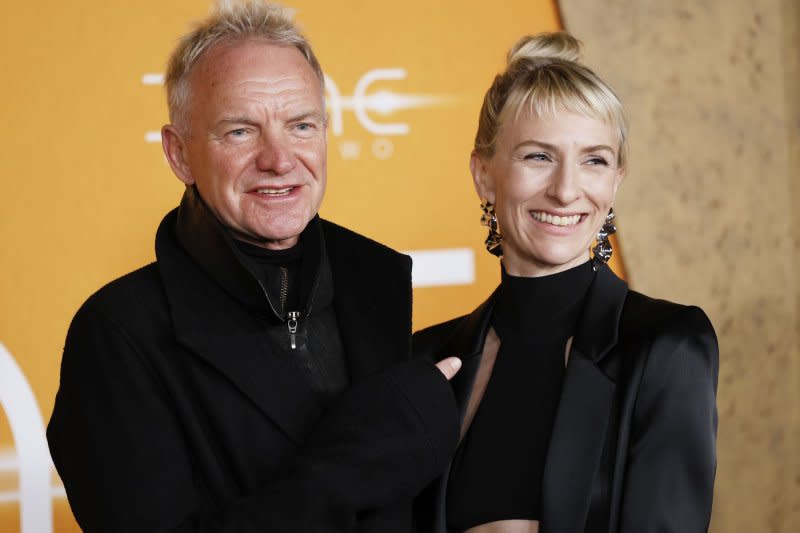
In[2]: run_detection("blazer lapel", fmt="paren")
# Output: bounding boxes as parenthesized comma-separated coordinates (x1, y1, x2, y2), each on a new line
(542, 265, 628, 533)
(427, 292, 496, 533)
(447, 291, 497, 425)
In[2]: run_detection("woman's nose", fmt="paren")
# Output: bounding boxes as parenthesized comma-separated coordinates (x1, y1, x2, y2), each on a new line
(547, 163, 581, 204)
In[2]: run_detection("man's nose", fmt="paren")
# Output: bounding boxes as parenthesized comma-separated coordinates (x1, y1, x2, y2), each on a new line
(547, 163, 581, 204)
(255, 132, 296, 175)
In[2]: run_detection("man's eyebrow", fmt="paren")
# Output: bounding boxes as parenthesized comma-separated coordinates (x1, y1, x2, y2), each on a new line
(215, 112, 326, 126)
(216, 116, 259, 126)
(287, 111, 325, 123)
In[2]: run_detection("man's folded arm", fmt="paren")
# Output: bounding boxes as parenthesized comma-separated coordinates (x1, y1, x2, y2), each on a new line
(48, 304, 458, 533)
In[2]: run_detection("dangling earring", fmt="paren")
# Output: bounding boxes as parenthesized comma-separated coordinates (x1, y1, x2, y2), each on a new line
(480, 199, 503, 257)
(592, 208, 616, 271)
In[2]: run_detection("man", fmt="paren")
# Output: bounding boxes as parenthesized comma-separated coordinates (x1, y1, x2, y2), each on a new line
(47, 2, 461, 531)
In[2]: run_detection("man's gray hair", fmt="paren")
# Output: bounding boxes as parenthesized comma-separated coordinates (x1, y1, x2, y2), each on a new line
(165, 0, 324, 131)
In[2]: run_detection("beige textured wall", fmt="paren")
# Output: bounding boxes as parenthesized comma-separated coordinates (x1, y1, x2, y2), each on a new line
(559, 0, 800, 531)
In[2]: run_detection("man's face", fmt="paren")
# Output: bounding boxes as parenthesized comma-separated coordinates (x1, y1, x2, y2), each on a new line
(163, 39, 327, 249)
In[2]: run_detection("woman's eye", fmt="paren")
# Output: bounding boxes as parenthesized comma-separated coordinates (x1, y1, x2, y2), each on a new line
(587, 156, 609, 166)
(524, 152, 550, 161)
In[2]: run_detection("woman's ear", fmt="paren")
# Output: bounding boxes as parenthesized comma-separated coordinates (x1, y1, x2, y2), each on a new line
(612, 167, 625, 198)
(161, 125, 195, 186)
(470, 151, 495, 204)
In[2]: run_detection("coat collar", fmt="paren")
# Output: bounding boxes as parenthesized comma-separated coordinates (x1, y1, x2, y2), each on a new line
(432, 263, 628, 532)
(172, 185, 327, 319)
(155, 190, 413, 443)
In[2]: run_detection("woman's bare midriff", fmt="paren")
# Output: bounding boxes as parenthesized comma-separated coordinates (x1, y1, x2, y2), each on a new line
(465, 519, 540, 533)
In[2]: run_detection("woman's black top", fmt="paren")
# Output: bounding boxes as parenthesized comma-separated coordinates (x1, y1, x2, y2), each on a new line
(446, 260, 595, 530)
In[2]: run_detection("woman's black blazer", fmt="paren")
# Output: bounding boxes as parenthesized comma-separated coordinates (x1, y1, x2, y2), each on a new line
(413, 264, 719, 533)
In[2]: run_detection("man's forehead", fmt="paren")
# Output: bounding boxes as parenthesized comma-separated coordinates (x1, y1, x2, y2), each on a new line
(184, 39, 323, 119)
(187, 40, 320, 103)
(194, 38, 307, 76)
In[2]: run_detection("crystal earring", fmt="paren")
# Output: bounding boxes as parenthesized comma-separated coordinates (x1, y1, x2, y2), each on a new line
(480, 199, 502, 257)
(592, 208, 616, 271)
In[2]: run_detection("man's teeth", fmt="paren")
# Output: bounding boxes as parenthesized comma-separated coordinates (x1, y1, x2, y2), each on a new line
(256, 187, 293, 196)
(532, 211, 581, 226)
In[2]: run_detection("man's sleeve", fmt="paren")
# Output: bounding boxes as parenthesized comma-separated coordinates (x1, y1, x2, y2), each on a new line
(48, 301, 459, 533)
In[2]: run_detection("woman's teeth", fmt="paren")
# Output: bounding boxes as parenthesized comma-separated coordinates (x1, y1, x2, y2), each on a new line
(532, 211, 581, 226)
(257, 187, 293, 196)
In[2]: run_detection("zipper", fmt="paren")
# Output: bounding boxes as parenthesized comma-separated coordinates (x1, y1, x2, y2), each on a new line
(287, 310, 300, 350)
(279, 267, 300, 350)
(251, 226, 324, 350)
(279, 267, 289, 312)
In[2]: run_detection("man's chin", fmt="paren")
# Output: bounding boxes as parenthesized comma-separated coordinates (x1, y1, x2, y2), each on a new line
(234, 226, 307, 250)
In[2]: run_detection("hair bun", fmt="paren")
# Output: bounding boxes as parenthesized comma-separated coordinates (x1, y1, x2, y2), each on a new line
(507, 32, 583, 65)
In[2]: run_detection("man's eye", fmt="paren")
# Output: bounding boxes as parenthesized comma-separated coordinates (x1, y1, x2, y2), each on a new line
(295, 122, 313, 131)
(229, 128, 248, 136)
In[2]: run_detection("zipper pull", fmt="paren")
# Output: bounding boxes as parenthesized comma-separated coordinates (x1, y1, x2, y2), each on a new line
(287, 311, 300, 350)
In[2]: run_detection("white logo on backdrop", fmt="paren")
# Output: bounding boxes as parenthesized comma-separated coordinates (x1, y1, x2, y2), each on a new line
(322, 69, 450, 160)
(141, 70, 452, 160)
(0, 342, 65, 533)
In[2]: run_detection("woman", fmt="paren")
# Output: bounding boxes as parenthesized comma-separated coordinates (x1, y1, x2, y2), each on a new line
(414, 32, 718, 533)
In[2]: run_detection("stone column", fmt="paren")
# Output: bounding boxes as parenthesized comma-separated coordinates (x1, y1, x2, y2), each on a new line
(558, 0, 800, 530)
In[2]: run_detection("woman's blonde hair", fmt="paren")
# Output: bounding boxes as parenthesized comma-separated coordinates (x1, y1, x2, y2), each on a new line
(165, 0, 323, 131)
(474, 32, 627, 169)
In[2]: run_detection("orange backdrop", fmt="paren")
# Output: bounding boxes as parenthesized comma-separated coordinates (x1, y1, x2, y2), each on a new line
(0, 2, 626, 531)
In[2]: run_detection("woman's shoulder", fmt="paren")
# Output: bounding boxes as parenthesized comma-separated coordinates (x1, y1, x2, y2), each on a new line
(617, 290, 718, 392)
(620, 290, 716, 346)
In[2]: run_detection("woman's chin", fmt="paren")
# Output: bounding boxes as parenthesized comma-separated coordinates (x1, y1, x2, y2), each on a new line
(502, 249, 590, 277)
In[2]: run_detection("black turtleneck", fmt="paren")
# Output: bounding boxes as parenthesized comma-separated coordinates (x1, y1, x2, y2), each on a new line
(232, 239, 305, 316)
(447, 260, 596, 529)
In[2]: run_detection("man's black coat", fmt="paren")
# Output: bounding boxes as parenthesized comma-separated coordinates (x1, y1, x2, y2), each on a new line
(48, 190, 458, 532)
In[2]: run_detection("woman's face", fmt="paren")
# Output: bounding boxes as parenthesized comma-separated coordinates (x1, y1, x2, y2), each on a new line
(472, 108, 624, 277)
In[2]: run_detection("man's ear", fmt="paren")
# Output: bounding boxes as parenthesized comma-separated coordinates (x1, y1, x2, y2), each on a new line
(161, 125, 194, 186)
(470, 151, 495, 204)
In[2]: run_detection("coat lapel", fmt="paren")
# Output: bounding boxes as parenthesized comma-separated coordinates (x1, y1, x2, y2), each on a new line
(322, 220, 413, 382)
(542, 265, 628, 533)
